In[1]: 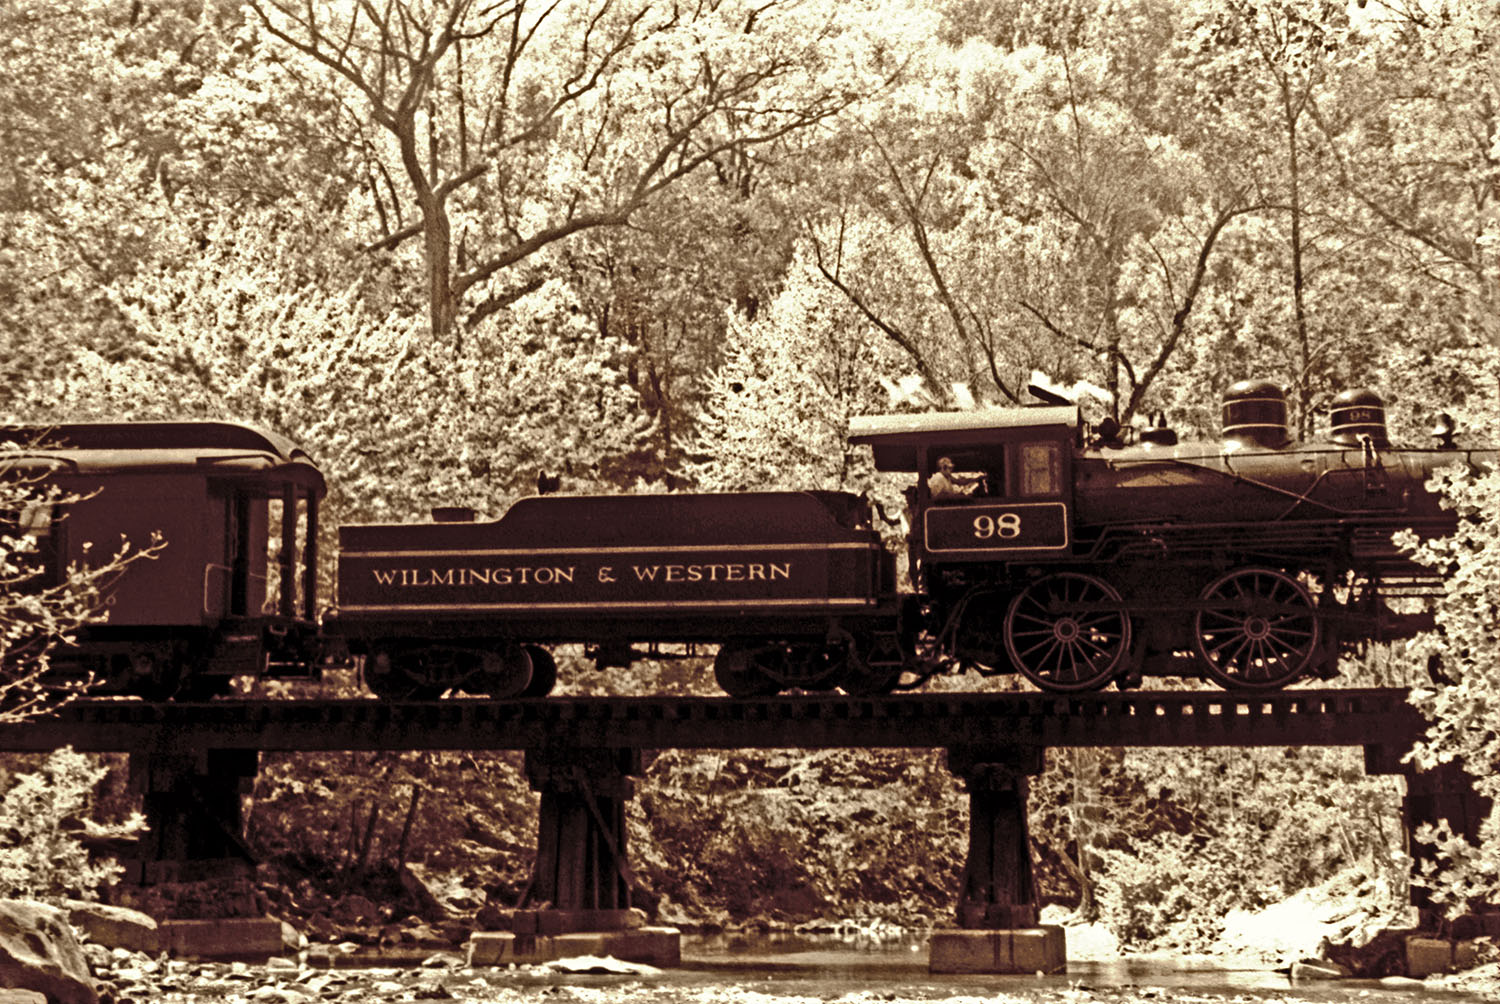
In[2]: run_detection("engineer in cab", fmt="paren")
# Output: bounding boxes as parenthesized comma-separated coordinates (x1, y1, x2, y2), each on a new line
(928, 456, 985, 500)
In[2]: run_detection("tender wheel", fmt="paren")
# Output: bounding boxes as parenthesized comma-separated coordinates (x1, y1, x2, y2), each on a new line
(713, 644, 780, 697)
(1004, 573, 1131, 692)
(364, 648, 445, 700)
(837, 633, 902, 696)
(476, 644, 535, 698)
(1193, 567, 1321, 690)
(516, 645, 557, 698)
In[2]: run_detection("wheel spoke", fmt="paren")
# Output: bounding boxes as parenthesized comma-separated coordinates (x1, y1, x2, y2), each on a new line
(1018, 635, 1058, 660)
(1062, 645, 1083, 682)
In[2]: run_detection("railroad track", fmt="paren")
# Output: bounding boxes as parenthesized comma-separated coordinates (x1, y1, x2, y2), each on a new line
(0, 687, 1424, 756)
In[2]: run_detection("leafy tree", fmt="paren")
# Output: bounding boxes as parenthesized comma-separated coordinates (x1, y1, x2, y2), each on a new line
(1085, 746, 1405, 949)
(1310, 2, 1500, 348)
(1172, 0, 1352, 434)
(0, 747, 146, 902)
(687, 246, 899, 492)
(0, 0, 229, 391)
(243, 0, 914, 342)
(1398, 390, 1500, 914)
(565, 175, 799, 481)
(14, 210, 651, 522)
(811, 3, 1264, 423)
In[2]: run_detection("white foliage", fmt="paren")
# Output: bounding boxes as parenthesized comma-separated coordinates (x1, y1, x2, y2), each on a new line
(1398, 403, 1500, 910)
(53, 213, 655, 522)
(0, 747, 144, 902)
(688, 249, 894, 492)
(0, 447, 163, 721)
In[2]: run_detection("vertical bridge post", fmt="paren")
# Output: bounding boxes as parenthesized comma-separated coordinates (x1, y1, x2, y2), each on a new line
(521, 747, 640, 914)
(127, 750, 259, 886)
(467, 747, 679, 967)
(1367, 745, 1495, 930)
(930, 745, 1065, 974)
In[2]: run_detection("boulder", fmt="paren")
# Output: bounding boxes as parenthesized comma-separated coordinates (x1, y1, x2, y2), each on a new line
(0, 991, 47, 1004)
(63, 900, 160, 955)
(0, 900, 98, 1004)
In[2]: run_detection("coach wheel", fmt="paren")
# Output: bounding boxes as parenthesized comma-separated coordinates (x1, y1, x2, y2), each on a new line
(713, 643, 779, 697)
(365, 648, 445, 700)
(176, 673, 235, 700)
(517, 645, 557, 698)
(1004, 572, 1131, 692)
(1193, 567, 1321, 690)
(478, 644, 535, 699)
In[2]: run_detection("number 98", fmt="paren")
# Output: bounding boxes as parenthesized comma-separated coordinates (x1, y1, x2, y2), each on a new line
(973, 513, 1021, 539)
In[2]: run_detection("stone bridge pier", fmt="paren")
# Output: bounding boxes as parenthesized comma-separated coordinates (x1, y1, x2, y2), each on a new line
(930, 745, 1065, 974)
(467, 746, 680, 967)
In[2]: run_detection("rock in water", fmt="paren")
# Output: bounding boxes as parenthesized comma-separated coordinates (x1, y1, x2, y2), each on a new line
(545, 954, 662, 976)
(63, 900, 161, 955)
(0, 900, 98, 1004)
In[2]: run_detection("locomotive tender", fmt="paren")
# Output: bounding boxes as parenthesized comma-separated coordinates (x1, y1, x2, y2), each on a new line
(5, 379, 1489, 698)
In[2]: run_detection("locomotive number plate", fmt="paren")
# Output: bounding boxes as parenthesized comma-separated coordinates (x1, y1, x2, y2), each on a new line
(923, 502, 1069, 553)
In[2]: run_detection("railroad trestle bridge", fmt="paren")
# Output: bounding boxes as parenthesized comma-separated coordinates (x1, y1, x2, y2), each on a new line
(0, 688, 1484, 966)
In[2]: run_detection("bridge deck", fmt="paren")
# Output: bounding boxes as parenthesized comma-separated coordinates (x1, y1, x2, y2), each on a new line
(0, 688, 1423, 756)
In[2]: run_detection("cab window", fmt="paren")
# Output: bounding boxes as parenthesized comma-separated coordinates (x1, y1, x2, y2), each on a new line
(1020, 442, 1061, 496)
(925, 448, 1004, 501)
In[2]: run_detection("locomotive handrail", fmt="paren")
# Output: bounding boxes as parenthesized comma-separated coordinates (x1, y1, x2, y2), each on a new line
(1074, 515, 1445, 567)
(1170, 454, 1365, 519)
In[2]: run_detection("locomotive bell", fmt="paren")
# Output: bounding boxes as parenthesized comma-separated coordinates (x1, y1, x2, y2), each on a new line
(1329, 388, 1389, 447)
(1221, 379, 1290, 448)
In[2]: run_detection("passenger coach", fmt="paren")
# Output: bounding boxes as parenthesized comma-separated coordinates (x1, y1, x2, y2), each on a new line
(2, 422, 324, 697)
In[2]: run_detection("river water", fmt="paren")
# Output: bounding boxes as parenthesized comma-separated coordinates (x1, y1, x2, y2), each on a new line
(119, 931, 1500, 1003)
(658, 932, 1497, 1003)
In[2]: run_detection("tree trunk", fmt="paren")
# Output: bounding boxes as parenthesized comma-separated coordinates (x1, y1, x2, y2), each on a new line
(422, 194, 457, 343)
(1286, 94, 1312, 438)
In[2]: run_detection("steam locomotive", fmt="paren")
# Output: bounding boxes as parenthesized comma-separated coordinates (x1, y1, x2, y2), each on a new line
(4, 379, 1489, 698)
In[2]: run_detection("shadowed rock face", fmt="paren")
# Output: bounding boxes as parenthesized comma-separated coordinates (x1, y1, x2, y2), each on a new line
(0, 899, 98, 1004)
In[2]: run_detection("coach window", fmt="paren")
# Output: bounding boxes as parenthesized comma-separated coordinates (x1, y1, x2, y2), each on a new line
(1020, 441, 1061, 496)
(8, 502, 60, 589)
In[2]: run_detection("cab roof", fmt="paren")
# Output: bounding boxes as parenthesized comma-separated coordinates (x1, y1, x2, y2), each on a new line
(848, 406, 1079, 472)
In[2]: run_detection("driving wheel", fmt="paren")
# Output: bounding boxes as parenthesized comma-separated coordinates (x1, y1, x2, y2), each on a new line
(1193, 567, 1320, 690)
(1004, 572, 1131, 692)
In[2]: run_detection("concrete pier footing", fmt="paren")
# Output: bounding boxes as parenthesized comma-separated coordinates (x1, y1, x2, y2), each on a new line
(467, 927, 682, 967)
(928, 926, 1067, 974)
(158, 917, 285, 961)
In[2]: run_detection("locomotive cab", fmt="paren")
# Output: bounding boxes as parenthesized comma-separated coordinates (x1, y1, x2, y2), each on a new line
(849, 406, 1080, 566)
